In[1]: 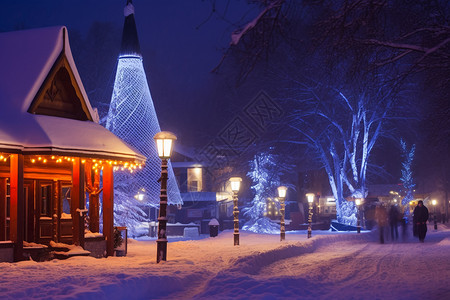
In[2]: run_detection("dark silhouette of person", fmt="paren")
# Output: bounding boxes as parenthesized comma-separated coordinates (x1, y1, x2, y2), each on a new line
(375, 203, 388, 244)
(389, 205, 400, 241)
(413, 200, 429, 243)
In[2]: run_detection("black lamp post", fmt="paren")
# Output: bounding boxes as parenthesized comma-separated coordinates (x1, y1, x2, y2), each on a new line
(154, 131, 176, 263)
(229, 177, 242, 246)
(306, 193, 315, 238)
(277, 186, 287, 241)
(355, 198, 362, 233)
(432, 199, 437, 230)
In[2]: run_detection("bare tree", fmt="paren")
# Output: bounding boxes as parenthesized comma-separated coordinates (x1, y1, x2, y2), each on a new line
(316, 0, 450, 86)
(284, 76, 395, 225)
(210, 0, 289, 84)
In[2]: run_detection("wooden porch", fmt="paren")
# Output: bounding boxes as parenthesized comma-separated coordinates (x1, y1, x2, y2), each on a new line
(0, 154, 116, 261)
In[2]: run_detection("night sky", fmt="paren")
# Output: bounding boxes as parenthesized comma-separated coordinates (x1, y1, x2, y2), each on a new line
(0, 0, 257, 145)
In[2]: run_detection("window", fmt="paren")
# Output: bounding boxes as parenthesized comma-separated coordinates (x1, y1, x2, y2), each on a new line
(61, 186, 71, 217)
(187, 168, 202, 192)
(40, 185, 51, 216)
(188, 181, 198, 192)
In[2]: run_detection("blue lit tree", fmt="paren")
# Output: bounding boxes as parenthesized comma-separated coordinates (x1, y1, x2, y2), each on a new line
(243, 151, 292, 233)
(111, 179, 149, 237)
(285, 80, 394, 225)
(400, 139, 415, 217)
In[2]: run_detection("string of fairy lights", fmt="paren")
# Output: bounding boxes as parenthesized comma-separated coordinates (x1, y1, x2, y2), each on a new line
(0, 153, 143, 173)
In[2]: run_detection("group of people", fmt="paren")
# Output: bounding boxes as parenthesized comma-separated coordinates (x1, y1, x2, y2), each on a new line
(374, 200, 429, 243)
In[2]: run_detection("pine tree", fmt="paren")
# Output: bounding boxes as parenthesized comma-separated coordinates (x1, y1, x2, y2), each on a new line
(243, 151, 285, 233)
(400, 139, 415, 217)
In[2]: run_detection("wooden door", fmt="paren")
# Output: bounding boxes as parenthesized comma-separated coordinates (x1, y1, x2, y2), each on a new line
(36, 180, 53, 244)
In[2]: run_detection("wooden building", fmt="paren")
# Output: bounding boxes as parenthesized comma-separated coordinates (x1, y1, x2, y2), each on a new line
(0, 27, 145, 261)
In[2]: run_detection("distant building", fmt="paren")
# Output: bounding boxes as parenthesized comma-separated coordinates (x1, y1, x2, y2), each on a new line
(367, 184, 431, 215)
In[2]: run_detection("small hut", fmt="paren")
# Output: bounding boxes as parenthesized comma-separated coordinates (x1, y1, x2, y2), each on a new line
(0, 26, 145, 261)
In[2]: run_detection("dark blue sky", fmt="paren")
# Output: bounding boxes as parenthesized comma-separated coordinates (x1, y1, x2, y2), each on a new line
(0, 0, 258, 145)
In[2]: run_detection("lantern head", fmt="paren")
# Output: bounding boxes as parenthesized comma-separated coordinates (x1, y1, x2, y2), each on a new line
(229, 177, 242, 193)
(154, 131, 177, 159)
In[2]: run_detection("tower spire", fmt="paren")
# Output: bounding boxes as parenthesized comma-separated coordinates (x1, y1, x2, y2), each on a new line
(121, 0, 141, 56)
(106, 0, 182, 233)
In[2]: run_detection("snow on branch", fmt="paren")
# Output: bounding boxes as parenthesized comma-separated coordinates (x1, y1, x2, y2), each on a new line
(230, 0, 284, 46)
(360, 39, 428, 53)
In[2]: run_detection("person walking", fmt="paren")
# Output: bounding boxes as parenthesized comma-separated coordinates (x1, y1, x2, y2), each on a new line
(413, 200, 429, 243)
(375, 203, 388, 244)
(389, 205, 400, 241)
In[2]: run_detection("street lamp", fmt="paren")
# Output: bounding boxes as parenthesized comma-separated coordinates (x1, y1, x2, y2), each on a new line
(432, 199, 437, 230)
(154, 131, 177, 263)
(229, 177, 242, 246)
(277, 186, 288, 241)
(134, 188, 145, 201)
(306, 193, 315, 238)
(355, 198, 362, 233)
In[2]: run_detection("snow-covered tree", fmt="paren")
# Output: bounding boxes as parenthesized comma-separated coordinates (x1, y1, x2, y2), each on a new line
(110, 174, 148, 237)
(400, 139, 415, 217)
(285, 81, 393, 225)
(243, 151, 289, 233)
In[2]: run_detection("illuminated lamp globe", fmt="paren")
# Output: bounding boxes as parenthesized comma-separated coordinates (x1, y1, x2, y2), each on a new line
(277, 186, 287, 198)
(431, 199, 437, 206)
(229, 177, 242, 193)
(135, 188, 145, 201)
(306, 193, 315, 203)
(355, 198, 362, 206)
(153, 131, 177, 159)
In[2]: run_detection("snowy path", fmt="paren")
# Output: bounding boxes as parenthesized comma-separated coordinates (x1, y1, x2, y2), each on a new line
(192, 230, 450, 300)
(257, 240, 449, 299)
(0, 227, 449, 299)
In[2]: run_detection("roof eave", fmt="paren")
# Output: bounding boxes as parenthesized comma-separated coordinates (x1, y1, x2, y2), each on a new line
(0, 146, 146, 164)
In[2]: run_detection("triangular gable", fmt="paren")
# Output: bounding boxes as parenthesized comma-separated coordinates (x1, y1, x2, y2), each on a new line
(28, 28, 93, 121)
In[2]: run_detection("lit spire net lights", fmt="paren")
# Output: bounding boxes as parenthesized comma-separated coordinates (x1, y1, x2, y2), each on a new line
(106, 56, 182, 209)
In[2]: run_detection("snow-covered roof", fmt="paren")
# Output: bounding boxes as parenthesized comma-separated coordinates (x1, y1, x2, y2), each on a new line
(0, 26, 145, 162)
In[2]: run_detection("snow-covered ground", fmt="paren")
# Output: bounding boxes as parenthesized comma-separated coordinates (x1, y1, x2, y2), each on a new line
(1, 225, 449, 299)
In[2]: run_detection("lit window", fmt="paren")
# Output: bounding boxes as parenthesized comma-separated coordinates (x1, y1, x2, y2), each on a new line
(187, 168, 202, 192)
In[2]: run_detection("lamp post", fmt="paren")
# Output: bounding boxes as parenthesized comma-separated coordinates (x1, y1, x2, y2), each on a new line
(154, 131, 177, 263)
(277, 186, 288, 241)
(306, 193, 315, 238)
(432, 199, 437, 230)
(134, 188, 145, 201)
(355, 198, 362, 233)
(229, 177, 242, 246)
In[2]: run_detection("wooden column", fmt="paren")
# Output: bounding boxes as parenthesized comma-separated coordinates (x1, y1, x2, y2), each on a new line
(102, 164, 114, 257)
(10, 154, 24, 261)
(0, 178, 6, 240)
(34, 182, 40, 242)
(71, 158, 85, 248)
(53, 180, 61, 242)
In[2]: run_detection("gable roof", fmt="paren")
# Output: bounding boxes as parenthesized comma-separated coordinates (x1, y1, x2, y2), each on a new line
(0, 26, 145, 162)
(0, 26, 94, 117)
